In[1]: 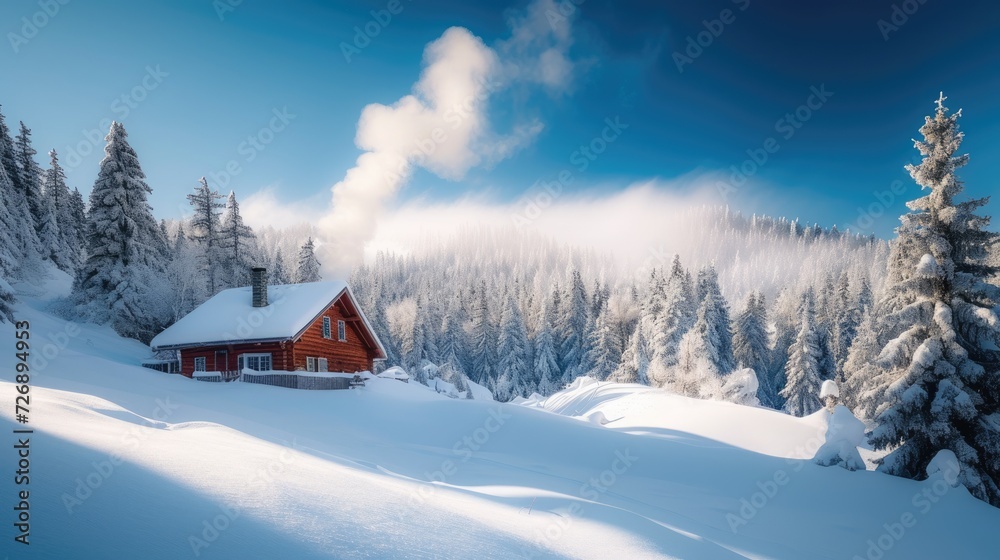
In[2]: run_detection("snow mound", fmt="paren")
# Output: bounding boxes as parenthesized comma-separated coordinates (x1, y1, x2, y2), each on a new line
(525, 376, 832, 459)
(927, 449, 962, 486)
(580, 410, 611, 425)
(812, 404, 866, 471)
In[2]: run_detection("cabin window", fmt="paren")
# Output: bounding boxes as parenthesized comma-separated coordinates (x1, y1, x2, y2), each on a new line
(194, 357, 206, 372)
(307, 357, 317, 372)
(322, 317, 332, 339)
(239, 353, 272, 372)
(318, 358, 329, 372)
(338, 320, 346, 342)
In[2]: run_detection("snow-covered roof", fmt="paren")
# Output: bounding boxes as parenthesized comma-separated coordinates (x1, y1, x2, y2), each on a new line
(150, 281, 386, 358)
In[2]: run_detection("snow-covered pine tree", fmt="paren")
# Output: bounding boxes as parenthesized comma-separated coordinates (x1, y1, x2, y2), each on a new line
(218, 191, 258, 288)
(831, 273, 861, 383)
(611, 326, 648, 385)
(495, 290, 530, 401)
(14, 122, 49, 237)
(68, 187, 87, 257)
(73, 122, 171, 342)
(767, 288, 800, 408)
(470, 281, 496, 386)
(814, 273, 838, 380)
(270, 247, 291, 285)
(35, 185, 61, 266)
(781, 288, 823, 417)
(295, 237, 322, 283)
(439, 296, 470, 380)
(842, 309, 882, 416)
(583, 305, 621, 380)
(533, 303, 562, 395)
(733, 291, 771, 403)
(186, 178, 224, 294)
(867, 95, 1000, 506)
(43, 150, 81, 271)
(692, 265, 735, 375)
(0, 163, 20, 321)
(557, 269, 589, 383)
(0, 108, 43, 280)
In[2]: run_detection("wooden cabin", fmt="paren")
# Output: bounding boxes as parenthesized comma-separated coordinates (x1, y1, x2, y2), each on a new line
(149, 268, 387, 379)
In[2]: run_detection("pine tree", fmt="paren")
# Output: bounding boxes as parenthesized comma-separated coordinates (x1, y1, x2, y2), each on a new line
(35, 186, 61, 265)
(295, 237, 322, 283)
(218, 191, 257, 288)
(0, 163, 20, 321)
(496, 291, 530, 401)
(186, 177, 224, 295)
(533, 304, 562, 395)
(73, 122, 171, 342)
(831, 273, 861, 383)
(611, 326, 648, 385)
(781, 289, 823, 417)
(557, 270, 588, 383)
(68, 187, 87, 258)
(733, 291, 771, 403)
(439, 297, 470, 381)
(166, 221, 207, 321)
(270, 247, 290, 284)
(43, 150, 81, 270)
(583, 307, 621, 380)
(14, 122, 48, 235)
(0, 108, 43, 279)
(470, 281, 496, 386)
(691, 265, 736, 375)
(867, 95, 1000, 506)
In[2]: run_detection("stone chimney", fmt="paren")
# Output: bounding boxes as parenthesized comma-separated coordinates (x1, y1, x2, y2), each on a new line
(251, 267, 268, 307)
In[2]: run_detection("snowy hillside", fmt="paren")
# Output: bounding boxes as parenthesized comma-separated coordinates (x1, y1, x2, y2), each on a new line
(3, 296, 999, 559)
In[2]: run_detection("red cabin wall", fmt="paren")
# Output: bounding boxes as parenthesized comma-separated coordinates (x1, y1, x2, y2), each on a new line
(289, 298, 375, 373)
(179, 342, 290, 377)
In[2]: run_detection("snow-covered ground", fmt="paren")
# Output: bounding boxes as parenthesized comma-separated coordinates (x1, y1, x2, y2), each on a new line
(3, 290, 999, 559)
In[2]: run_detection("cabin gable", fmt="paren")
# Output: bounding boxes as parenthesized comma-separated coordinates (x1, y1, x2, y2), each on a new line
(290, 294, 375, 373)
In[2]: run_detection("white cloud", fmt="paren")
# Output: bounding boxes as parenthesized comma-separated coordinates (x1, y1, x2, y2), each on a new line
(317, 0, 583, 277)
(241, 186, 325, 230)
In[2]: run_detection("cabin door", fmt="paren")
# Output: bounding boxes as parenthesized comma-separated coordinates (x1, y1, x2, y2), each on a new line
(215, 350, 229, 372)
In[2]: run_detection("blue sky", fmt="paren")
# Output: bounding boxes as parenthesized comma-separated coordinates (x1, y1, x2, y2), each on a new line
(2, 0, 999, 240)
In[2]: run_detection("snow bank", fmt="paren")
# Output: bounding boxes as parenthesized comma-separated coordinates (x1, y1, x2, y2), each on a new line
(812, 405, 866, 471)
